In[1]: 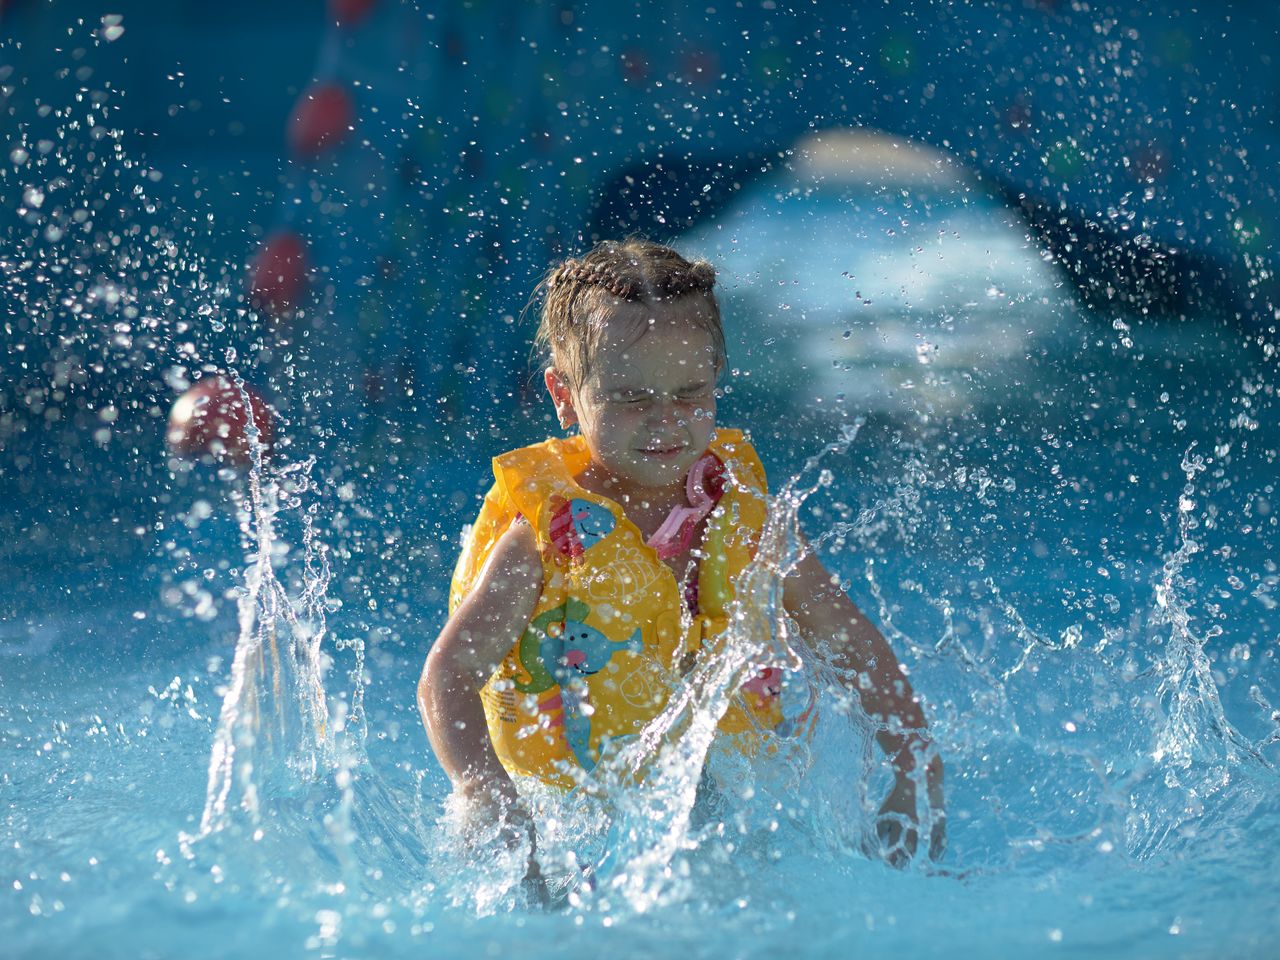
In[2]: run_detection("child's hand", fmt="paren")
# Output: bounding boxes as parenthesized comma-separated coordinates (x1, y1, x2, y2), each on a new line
(460, 780, 550, 909)
(875, 755, 946, 868)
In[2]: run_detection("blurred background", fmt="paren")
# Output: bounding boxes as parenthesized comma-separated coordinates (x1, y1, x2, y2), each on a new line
(1, 0, 1276, 621)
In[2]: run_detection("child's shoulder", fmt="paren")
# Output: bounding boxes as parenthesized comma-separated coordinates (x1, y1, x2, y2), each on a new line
(491, 435, 589, 487)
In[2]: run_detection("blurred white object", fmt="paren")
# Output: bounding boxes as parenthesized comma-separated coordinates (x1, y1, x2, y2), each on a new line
(680, 129, 1088, 417)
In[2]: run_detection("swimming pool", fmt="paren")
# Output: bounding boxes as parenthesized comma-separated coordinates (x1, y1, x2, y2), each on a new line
(4, 314, 1278, 958)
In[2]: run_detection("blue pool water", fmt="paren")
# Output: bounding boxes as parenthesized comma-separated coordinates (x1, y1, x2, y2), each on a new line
(4, 336, 1279, 958)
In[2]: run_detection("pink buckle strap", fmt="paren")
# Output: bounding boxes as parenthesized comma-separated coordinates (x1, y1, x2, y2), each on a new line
(646, 453, 725, 560)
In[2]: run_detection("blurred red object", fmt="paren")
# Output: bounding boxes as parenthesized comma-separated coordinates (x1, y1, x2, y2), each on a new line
(287, 83, 353, 158)
(330, 0, 377, 27)
(166, 377, 275, 467)
(247, 230, 309, 321)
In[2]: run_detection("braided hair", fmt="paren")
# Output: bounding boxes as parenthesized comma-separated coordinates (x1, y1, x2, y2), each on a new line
(532, 238, 725, 388)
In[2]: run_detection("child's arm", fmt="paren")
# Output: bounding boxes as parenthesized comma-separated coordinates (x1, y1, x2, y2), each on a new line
(418, 518, 542, 818)
(782, 547, 945, 863)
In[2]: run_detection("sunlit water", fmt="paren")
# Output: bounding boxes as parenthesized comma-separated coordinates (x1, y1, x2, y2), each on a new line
(4, 25, 1280, 960)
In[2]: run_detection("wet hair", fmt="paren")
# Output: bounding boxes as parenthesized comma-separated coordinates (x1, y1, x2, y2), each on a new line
(531, 238, 725, 389)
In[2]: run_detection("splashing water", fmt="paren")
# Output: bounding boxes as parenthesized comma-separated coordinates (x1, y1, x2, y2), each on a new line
(1149, 445, 1254, 771)
(1120, 445, 1273, 863)
(181, 374, 336, 847)
(586, 422, 872, 908)
(196, 420, 1274, 897)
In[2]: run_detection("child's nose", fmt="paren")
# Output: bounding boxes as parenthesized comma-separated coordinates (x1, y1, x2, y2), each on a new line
(645, 397, 679, 426)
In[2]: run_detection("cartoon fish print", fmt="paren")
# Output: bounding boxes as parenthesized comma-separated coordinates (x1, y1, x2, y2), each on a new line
(513, 597, 643, 771)
(553, 619, 643, 678)
(549, 618, 642, 770)
(549, 497, 615, 560)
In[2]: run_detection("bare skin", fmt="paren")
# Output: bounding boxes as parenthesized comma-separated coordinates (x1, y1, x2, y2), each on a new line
(419, 299, 945, 878)
(782, 548, 946, 863)
(418, 517, 548, 902)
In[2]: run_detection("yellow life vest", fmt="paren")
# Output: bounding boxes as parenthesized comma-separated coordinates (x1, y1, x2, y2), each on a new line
(449, 428, 781, 788)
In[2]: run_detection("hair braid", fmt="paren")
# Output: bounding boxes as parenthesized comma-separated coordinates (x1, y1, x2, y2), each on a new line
(550, 258, 642, 303)
(532, 237, 726, 387)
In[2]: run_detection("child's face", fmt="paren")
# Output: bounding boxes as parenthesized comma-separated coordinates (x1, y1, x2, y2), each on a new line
(546, 300, 720, 496)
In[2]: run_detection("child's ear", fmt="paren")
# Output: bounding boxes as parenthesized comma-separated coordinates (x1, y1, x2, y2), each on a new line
(544, 367, 578, 429)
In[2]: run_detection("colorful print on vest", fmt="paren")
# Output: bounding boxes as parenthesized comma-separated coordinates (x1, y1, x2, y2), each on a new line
(549, 497, 615, 559)
(511, 597, 642, 771)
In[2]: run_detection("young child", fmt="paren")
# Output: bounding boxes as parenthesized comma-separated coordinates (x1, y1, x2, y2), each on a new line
(418, 238, 944, 875)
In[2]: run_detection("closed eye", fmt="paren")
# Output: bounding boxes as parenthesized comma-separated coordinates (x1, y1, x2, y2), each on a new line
(613, 390, 708, 402)
(677, 382, 713, 398)
(605, 391, 648, 404)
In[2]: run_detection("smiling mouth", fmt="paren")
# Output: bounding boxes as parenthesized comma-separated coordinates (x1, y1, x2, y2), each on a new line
(639, 445, 685, 457)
